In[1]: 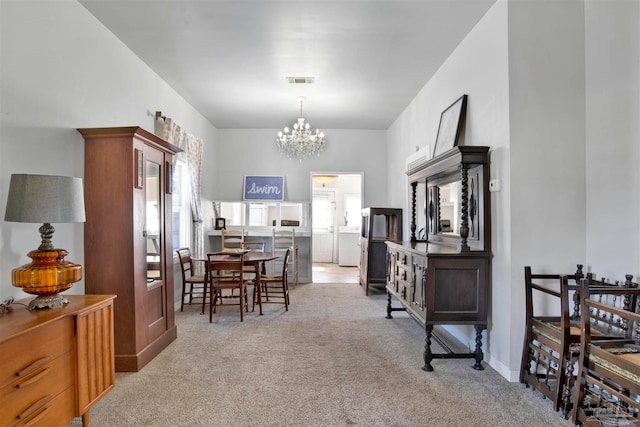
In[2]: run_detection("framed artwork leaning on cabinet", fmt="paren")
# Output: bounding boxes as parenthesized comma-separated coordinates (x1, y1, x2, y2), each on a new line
(432, 94, 468, 158)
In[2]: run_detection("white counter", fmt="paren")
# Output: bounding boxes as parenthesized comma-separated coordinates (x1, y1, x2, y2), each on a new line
(207, 227, 311, 237)
(338, 226, 361, 266)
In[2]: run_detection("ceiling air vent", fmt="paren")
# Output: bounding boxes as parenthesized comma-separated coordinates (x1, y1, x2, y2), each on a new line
(286, 76, 315, 84)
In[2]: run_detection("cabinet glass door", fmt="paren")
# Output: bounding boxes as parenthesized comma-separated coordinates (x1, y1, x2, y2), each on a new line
(144, 149, 169, 341)
(146, 160, 162, 282)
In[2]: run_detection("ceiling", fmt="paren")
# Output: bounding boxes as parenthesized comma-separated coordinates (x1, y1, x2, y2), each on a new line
(79, 0, 495, 130)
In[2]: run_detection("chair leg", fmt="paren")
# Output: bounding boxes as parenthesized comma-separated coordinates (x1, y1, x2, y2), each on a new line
(284, 280, 289, 310)
(202, 283, 207, 315)
(252, 283, 257, 312)
(180, 282, 187, 312)
(200, 283, 207, 315)
(209, 284, 218, 323)
(239, 285, 244, 322)
(209, 284, 213, 323)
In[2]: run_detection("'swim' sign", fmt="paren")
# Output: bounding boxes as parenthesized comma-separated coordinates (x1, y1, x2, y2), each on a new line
(243, 176, 285, 201)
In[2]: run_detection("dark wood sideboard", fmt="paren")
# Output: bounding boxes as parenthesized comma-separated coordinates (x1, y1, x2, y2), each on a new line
(385, 146, 491, 371)
(359, 207, 402, 295)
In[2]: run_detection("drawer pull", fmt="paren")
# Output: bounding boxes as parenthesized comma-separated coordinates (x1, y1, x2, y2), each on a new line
(22, 405, 50, 427)
(16, 356, 51, 378)
(16, 395, 52, 422)
(16, 367, 50, 389)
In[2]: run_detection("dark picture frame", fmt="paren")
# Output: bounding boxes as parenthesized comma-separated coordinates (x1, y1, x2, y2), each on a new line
(432, 94, 468, 158)
(215, 217, 226, 230)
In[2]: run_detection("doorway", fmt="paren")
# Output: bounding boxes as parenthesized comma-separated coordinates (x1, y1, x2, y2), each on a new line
(311, 173, 363, 282)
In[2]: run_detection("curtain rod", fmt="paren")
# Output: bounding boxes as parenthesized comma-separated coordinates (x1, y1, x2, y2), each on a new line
(155, 111, 166, 121)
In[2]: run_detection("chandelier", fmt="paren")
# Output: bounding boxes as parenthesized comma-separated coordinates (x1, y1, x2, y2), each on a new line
(276, 97, 326, 161)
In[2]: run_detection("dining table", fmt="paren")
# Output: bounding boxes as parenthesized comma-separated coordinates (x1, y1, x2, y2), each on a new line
(194, 251, 280, 316)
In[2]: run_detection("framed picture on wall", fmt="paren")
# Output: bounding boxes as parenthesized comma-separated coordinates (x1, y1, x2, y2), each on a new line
(243, 175, 285, 201)
(432, 94, 468, 158)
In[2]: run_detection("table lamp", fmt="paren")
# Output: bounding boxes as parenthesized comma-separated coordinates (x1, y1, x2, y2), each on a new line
(4, 174, 86, 310)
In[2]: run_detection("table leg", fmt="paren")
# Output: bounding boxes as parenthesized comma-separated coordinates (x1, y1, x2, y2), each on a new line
(255, 261, 263, 315)
(201, 261, 208, 315)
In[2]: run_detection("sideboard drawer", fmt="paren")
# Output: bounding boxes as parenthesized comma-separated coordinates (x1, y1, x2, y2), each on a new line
(11, 386, 75, 427)
(0, 317, 73, 389)
(0, 351, 74, 426)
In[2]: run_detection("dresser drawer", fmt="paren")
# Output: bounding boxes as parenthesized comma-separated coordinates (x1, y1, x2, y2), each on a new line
(0, 317, 73, 389)
(14, 385, 75, 427)
(0, 350, 74, 426)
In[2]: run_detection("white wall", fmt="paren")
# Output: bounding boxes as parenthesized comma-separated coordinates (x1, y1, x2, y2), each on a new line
(388, 0, 640, 382)
(387, 0, 511, 376)
(508, 0, 587, 380)
(585, 0, 640, 280)
(213, 129, 387, 207)
(0, 0, 218, 301)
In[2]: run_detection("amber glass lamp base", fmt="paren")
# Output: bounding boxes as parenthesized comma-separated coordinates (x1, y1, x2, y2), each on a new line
(12, 248, 82, 310)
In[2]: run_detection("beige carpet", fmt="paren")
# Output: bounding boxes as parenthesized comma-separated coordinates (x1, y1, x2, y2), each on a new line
(69, 282, 571, 427)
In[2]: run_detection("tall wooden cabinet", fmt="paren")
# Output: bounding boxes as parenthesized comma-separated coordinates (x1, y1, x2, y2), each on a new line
(385, 146, 491, 371)
(79, 127, 180, 372)
(359, 208, 402, 295)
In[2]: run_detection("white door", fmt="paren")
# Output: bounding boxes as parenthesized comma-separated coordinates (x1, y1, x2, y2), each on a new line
(312, 190, 335, 263)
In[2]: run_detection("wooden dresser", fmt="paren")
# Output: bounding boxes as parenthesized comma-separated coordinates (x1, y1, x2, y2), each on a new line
(0, 295, 116, 426)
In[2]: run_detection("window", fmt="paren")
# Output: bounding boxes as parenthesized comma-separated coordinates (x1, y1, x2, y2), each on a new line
(343, 193, 361, 228)
(248, 203, 268, 226)
(312, 192, 334, 230)
(172, 160, 191, 252)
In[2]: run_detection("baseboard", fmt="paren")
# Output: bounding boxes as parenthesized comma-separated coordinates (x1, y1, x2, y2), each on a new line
(487, 354, 519, 382)
(114, 326, 178, 372)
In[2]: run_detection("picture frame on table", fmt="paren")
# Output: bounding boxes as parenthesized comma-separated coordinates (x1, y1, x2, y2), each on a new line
(215, 217, 226, 230)
(432, 94, 468, 159)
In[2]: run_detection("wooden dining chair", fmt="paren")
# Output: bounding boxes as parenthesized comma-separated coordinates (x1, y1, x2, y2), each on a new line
(221, 228, 245, 251)
(242, 240, 266, 274)
(520, 265, 584, 417)
(272, 228, 297, 288)
(253, 248, 290, 312)
(572, 277, 640, 426)
(176, 248, 207, 312)
(206, 253, 249, 322)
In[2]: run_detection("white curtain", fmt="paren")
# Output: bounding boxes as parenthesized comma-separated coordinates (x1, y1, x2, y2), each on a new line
(162, 118, 204, 261)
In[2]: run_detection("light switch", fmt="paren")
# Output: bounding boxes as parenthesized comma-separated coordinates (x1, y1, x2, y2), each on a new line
(489, 179, 501, 192)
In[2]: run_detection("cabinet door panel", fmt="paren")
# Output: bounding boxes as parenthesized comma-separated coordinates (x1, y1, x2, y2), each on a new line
(426, 257, 488, 323)
(143, 146, 168, 342)
(411, 255, 426, 318)
(75, 301, 115, 415)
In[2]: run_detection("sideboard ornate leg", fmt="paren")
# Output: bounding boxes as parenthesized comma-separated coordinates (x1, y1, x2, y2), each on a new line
(423, 326, 434, 371)
(385, 291, 394, 319)
(561, 355, 574, 419)
(472, 326, 485, 370)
